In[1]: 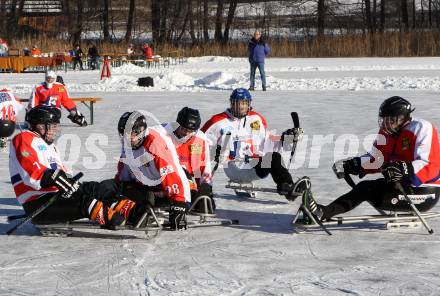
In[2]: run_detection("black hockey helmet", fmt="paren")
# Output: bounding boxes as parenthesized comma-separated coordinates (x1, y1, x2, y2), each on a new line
(26, 106, 61, 126)
(117, 111, 147, 137)
(379, 96, 414, 118)
(378, 96, 414, 135)
(176, 107, 201, 131)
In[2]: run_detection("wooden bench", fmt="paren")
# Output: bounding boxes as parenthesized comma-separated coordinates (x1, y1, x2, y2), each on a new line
(18, 97, 102, 125)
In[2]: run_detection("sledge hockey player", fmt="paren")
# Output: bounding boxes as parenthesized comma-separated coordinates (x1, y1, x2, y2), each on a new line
(162, 107, 215, 213)
(304, 96, 440, 222)
(201, 88, 307, 200)
(116, 111, 192, 230)
(27, 70, 87, 126)
(0, 89, 23, 148)
(9, 106, 131, 227)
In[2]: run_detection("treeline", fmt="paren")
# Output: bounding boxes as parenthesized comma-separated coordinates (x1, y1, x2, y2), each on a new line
(2, 0, 440, 56)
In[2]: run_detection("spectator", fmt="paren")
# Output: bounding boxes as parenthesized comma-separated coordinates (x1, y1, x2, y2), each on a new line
(127, 43, 136, 57)
(143, 43, 153, 59)
(72, 45, 84, 70)
(248, 31, 270, 91)
(0, 38, 8, 57)
(87, 44, 100, 70)
(23, 47, 30, 56)
(31, 45, 41, 57)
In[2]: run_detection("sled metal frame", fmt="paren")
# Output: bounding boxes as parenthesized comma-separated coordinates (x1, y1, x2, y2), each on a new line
(188, 195, 239, 226)
(292, 205, 440, 235)
(226, 181, 301, 199)
(35, 205, 163, 239)
(34, 203, 238, 238)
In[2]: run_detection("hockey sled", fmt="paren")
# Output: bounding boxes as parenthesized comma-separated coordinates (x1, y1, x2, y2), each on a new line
(226, 181, 301, 199)
(293, 206, 440, 235)
(33, 204, 239, 238)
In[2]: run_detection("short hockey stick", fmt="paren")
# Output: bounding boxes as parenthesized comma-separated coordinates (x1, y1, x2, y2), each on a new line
(394, 182, 434, 234)
(6, 173, 83, 235)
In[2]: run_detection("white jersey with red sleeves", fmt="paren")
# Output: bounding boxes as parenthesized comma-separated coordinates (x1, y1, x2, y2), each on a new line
(28, 82, 76, 111)
(361, 118, 440, 187)
(163, 122, 212, 185)
(0, 89, 23, 122)
(201, 109, 280, 164)
(9, 130, 69, 204)
(115, 125, 191, 203)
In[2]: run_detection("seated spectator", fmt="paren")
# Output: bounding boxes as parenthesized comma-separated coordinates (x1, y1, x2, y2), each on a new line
(31, 45, 41, 57)
(87, 45, 100, 70)
(142, 43, 153, 59)
(0, 38, 8, 57)
(23, 47, 30, 56)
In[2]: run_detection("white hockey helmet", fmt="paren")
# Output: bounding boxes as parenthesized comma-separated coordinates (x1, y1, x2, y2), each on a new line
(45, 70, 57, 79)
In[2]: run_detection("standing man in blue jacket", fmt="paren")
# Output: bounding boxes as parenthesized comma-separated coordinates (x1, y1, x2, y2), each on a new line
(248, 31, 270, 91)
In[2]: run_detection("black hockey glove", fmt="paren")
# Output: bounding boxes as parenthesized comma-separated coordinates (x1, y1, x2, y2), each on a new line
(382, 161, 414, 183)
(41, 168, 80, 198)
(333, 157, 364, 178)
(68, 110, 88, 126)
(169, 201, 189, 230)
(280, 127, 303, 148)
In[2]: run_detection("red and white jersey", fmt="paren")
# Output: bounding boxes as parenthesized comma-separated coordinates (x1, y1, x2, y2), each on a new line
(163, 122, 212, 185)
(9, 130, 69, 204)
(0, 89, 23, 122)
(115, 125, 191, 203)
(361, 118, 440, 187)
(202, 109, 279, 163)
(28, 82, 76, 111)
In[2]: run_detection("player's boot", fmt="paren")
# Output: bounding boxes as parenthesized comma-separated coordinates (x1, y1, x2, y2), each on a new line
(277, 176, 311, 202)
(112, 199, 136, 220)
(88, 200, 126, 229)
(301, 189, 324, 225)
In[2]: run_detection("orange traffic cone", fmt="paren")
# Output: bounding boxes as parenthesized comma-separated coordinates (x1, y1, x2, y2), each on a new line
(100, 57, 111, 80)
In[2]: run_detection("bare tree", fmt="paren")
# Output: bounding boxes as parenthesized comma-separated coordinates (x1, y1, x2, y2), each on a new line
(223, 0, 238, 43)
(151, 0, 161, 43)
(102, 0, 110, 41)
(188, 0, 197, 43)
(401, 0, 409, 31)
(317, 0, 326, 36)
(159, 0, 169, 43)
(214, 0, 224, 42)
(365, 0, 373, 33)
(203, 0, 209, 42)
(428, 0, 432, 27)
(125, 0, 136, 43)
(380, 0, 385, 31)
(72, 0, 84, 45)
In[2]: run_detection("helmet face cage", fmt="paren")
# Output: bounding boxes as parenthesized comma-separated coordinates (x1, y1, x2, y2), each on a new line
(118, 111, 147, 149)
(26, 106, 61, 144)
(229, 88, 252, 118)
(378, 114, 407, 135)
(378, 96, 413, 135)
(230, 98, 251, 118)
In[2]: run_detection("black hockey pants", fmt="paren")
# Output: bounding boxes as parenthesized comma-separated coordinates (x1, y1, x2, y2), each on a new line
(23, 179, 126, 224)
(321, 178, 440, 220)
(254, 152, 293, 186)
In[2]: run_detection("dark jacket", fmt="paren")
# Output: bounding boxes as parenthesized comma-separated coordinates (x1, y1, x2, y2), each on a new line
(248, 38, 270, 64)
(73, 48, 83, 59)
(88, 46, 99, 58)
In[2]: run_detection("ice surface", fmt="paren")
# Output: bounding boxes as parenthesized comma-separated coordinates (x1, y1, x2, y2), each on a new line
(1, 57, 439, 295)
